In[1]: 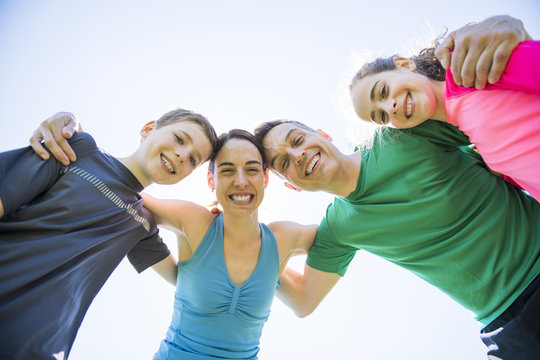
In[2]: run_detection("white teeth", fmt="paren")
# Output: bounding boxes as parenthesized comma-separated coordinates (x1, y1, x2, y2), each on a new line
(161, 155, 175, 173)
(231, 194, 252, 203)
(306, 154, 320, 175)
(406, 94, 412, 118)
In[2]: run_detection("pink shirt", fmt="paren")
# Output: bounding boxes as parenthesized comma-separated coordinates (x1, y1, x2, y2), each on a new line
(444, 41, 540, 201)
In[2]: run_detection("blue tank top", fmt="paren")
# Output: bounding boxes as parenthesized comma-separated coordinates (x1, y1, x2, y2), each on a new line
(154, 214, 280, 360)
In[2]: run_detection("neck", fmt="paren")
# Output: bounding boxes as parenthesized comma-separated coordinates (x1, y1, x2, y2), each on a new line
(327, 152, 361, 198)
(117, 154, 151, 189)
(222, 211, 260, 245)
(430, 80, 447, 122)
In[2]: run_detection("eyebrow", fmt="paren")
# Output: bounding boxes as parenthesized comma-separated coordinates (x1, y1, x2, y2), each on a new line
(370, 80, 379, 101)
(270, 128, 296, 169)
(217, 160, 262, 168)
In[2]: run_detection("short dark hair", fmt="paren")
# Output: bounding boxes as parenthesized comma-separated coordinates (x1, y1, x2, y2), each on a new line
(254, 119, 315, 149)
(156, 108, 218, 160)
(208, 129, 267, 173)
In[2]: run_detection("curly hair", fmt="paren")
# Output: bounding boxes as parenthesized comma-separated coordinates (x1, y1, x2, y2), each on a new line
(350, 36, 446, 91)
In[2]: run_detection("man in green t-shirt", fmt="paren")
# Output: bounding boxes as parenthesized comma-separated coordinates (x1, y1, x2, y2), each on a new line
(254, 117, 540, 358)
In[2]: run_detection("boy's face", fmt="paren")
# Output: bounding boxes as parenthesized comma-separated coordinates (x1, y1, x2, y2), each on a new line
(262, 123, 338, 192)
(140, 121, 212, 185)
(350, 65, 439, 129)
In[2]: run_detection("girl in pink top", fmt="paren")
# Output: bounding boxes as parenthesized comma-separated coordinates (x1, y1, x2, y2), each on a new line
(350, 40, 540, 201)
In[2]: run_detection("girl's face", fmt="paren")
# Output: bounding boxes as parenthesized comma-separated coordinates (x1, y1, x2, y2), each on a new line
(139, 121, 213, 185)
(350, 58, 444, 129)
(209, 138, 268, 216)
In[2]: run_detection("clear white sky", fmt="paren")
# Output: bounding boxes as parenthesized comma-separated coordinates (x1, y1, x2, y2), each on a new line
(1, 1, 539, 359)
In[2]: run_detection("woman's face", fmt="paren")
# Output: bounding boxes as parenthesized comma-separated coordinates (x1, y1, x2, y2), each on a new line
(209, 138, 267, 216)
(350, 61, 443, 128)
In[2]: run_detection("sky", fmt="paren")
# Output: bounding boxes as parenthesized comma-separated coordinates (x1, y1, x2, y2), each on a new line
(1, 1, 539, 359)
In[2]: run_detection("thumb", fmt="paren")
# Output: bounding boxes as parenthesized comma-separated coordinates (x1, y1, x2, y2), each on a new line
(435, 32, 455, 69)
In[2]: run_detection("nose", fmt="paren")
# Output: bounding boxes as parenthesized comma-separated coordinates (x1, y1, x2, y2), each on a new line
(175, 146, 189, 164)
(382, 98, 397, 115)
(234, 170, 249, 186)
(291, 148, 306, 165)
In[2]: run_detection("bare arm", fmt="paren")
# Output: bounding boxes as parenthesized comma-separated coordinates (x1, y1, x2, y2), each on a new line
(151, 254, 178, 286)
(435, 15, 531, 89)
(141, 192, 215, 252)
(0, 198, 4, 219)
(268, 221, 318, 272)
(277, 264, 341, 318)
(29, 112, 82, 165)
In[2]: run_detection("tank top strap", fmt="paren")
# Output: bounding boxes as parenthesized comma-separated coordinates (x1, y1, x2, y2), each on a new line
(179, 213, 224, 266)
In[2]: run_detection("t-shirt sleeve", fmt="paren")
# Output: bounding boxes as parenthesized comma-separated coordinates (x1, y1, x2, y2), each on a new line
(0, 132, 97, 216)
(0, 147, 64, 216)
(490, 41, 540, 96)
(306, 209, 356, 277)
(127, 232, 171, 273)
(446, 41, 540, 98)
(409, 120, 471, 149)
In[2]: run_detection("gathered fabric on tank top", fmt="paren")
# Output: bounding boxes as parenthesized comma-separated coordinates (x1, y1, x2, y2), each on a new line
(154, 214, 280, 360)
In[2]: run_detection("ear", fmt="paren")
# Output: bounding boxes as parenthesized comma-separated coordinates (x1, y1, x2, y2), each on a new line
(207, 170, 215, 191)
(317, 129, 332, 142)
(393, 57, 416, 72)
(284, 182, 302, 192)
(140, 121, 157, 139)
(264, 168, 269, 188)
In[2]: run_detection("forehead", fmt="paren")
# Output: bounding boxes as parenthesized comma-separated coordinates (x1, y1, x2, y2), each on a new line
(351, 73, 385, 119)
(263, 123, 299, 151)
(216, 138, 262, 163)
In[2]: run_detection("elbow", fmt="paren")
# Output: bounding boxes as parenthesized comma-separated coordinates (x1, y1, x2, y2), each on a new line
(294, 302, 318, 318)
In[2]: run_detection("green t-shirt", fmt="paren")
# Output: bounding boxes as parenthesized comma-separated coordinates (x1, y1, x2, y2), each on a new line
(307, 120, 540, 326)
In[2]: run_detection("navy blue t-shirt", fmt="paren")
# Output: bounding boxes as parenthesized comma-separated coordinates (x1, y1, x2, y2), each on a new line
(0, 133, 170, 360)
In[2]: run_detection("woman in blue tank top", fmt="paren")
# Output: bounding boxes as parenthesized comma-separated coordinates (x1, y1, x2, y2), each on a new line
(142, 129, 317, 359)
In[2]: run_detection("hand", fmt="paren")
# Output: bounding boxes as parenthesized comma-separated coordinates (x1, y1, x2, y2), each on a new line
(207, 200, 222, 215)
(435, 15, 530, 89)
(29, 112, 82, 165)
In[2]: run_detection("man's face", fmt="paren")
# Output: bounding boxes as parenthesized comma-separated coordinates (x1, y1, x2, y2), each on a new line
(262, 123, 337, 192)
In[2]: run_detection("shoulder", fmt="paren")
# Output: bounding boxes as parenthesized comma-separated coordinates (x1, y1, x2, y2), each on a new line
(66, 132, 99, 154)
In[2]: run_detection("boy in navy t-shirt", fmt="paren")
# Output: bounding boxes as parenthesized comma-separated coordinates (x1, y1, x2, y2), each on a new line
(0, 108, 217, 360)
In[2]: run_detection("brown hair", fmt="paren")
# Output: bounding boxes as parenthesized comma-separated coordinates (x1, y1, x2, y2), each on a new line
(208, 129, 267, 173)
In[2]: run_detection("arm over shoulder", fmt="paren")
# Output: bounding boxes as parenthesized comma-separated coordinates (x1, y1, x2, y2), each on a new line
(277, 264, 341, 318)
(140, 193, 215, 251)
(268, 221, 318, 271)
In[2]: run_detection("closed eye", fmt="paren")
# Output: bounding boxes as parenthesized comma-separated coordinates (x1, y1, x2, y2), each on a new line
(380, 84, 388, 99)
(175, 135, 184, 144)
(380, 111, 387, 124)
(280, 158, 289, 172)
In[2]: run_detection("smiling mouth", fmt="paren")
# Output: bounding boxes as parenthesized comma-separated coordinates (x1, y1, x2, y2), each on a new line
(305, 153, 320, 176)
(161, 154, 176, 174)
(229, 194, 254, 204)
(405, 92, 413, 118)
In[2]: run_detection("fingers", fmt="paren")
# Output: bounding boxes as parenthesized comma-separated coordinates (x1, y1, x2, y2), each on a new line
(435, 32, 455, 70)
(488, 39, 515, 84)
(442, 15, 526, 89)
(29, 128, 50, 161)
(38, 120, 72, 166)
(449, 39, 468, 87)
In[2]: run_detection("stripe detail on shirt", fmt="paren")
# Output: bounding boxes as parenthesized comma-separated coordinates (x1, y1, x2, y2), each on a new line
(68, 166, 150, 231)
